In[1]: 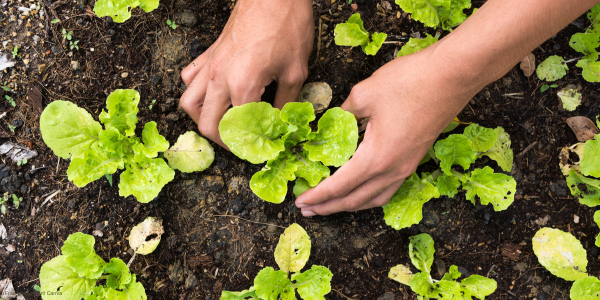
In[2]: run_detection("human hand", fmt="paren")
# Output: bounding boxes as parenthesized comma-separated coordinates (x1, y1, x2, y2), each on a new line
(180, 0, 314, 148)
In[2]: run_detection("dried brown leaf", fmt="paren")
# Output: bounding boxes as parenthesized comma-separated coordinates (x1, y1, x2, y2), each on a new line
(566, 116, 599, 142)
(520, 53, 535, 77)
(27, 82, 43, 116)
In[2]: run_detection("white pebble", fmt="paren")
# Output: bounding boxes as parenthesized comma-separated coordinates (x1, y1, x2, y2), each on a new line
(574, 215, 580, 224)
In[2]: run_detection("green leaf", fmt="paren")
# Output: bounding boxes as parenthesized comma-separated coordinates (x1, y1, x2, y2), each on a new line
(463, 124, 498, 152)
(164, 131, 215, 173)
(96, 276, 146, 300)
(434, 134, 477, 175)
(383, 173, 439, 230)
(67, 142, 124, 187)
(478, 127, 513, 172)
(532, 227, 588, 281)
(139, 0, 158, 12)
(581, 136, 600, 177)
(118, 157, 175, 203)
(293, 177, 312, 197)
(99, 89, 140, 137)
(576, 59, 600, 82)
(281, 102, 315, 127)
(409, 272, 438, 297)
(397, 34, 438, 57)
(462, 166, 516, 211)
(361, 32, 387, 56)
(219, 102, 288, 164)
(595, 211, 600, 247)
(441, 265, 461, 281)
(250, 151, 298, 203)
(40, 255, 96, 300)
(435, 174, 461, 197)
(304, 107, 358, 167)
(61, 232, 107, 279)
(566, 170, 600, 207)
(94, 0, 139, 22)
(334, 13, 369, 47)
(275, 223, 311, 274)
(557, 88, 582, 111)
(570, 32, 600, 61)
(589, 3, 600, 24)
(292, 151, 330, 187)
(395, 0, 451, 28)
(570, 276, 600, 300)
(437, 280, 461, 299)
(98, 127, 132, 159)
(536, 55, 568, 81)
(104, 258, 132, 290)
(220, 287, 257, 300)
(540, 85, 550, 93)
(461, 275, 497, 299)
(389, 264, 414, 286)
(291, 265, 333, 300)
(254, 267, 292, 300)
(40, 100, 103, 159)
(439, 0, 470, 29)
(132, 121, 169, 158)
(409, 233, 434, 273)
(128, 217, 164, 255)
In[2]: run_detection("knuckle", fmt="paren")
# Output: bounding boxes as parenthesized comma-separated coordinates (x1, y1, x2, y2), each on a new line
(181, 67, 195, 84)
(179, 94, 193, 110)
(326, 184, 346, 199)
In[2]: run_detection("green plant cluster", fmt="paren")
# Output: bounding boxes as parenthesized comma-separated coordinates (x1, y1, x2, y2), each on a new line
(94, 0, 159, 23)
(40, 89, 214, 203)
(221, 224, 333, 300)
(218, 102, 358, 204)
(395, 0, 473, 30)
(334, 13, 388, 55)
(383, 123, 515, 230)
(0, 192, 20, 215)
(389, 233, 497, 299)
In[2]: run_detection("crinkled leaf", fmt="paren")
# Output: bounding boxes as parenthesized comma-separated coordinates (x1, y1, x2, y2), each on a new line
(292, 151, 330, 187)
(98, 127, 133, 159)
(395, 0, 451, 28)
(435, 174, 461, 197)
(220, 287, 257, 300)
(164, 131, 215, 173)
(580, 136, 600, 177)
(478, 127, 513, 172)
(461, 275, 497, 299)
(437, 280, 461, 299)
(409, 272, 438, 298)
(532, 227, 588, 281)
(293, 177, 312, 197)
(291, 265, 333, 300)
(61, 232, 107, 279)
(40, 100, 102, 159)
(595, 211, 600, 247)
(570, 276, 600, 300)
(67, 142, 124, 187)
(334, 14, 369, 47)
(409, 233, 435, 273)
(85, 285, 110, 300)
(103, 278, 147, 300)
(462, 166, 516, 211)
(441, 265, 461, 281)
(99, 89, 140, 137)
(132, 121, 169, 158)
(40, 255, 96, 300)
(434, 134, 477, 175)
(439, 0, 470, 30)
(281, 102, 315, 127)
(558, 88, 582, 111)
(389, 264, 414, 286)
(570, 32, 600, 61)
(397, 34, 438, 57)
(304, 107, 358, 167)
(275, 223, 311, 274)
(139, 0, 158, 12)
(361, 32, 387, 56)
(536, 55, 568, 81)
(128, 217, 164, 255)
(566, 170, 600, 207)
(280, 287, 296, 300)
(463, 124, 498, 152)
(283, 125, 312, 148)
(383, 173, 439, 230)
(250, 151, 298, 204)
(219, 102, 288, 164)
(93, 0, 140, 22)
(589, 3, 600, 24)
(254, 267, 292, 300)
(104, 258, 132, 290)
(576, 59, 600, 82)
(119, 157, 175, 203)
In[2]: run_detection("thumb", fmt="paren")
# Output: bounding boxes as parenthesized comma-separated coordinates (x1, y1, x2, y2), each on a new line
(340, 83, 371, 120)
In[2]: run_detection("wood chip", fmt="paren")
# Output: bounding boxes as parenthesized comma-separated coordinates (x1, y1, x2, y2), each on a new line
(500, 242, 522, 261)
(566, 116, 599, 142)
(520, 53, 535, 77)
(27, 81, 43, 116)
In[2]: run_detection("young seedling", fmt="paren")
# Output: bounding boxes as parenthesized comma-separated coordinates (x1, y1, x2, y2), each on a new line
(389, 233, 497, 299)
(11, 46, 20, 59)
(62, 29, 73, 41)
(94, 0, 159, 23)
(148, 99, 156, 110)
(222, 224, 333, 299)
(540, 84, 558, 93)
(11, 194, 21, 209)
(5, 122, 15, 133)
(334, 13, 387, 55)
(166, 19, 177, 30)
(17, 159, 27, 166)
(1, 85, 9, 92)
(51, 19, 59, 24)
(0, 193, 9, 214)
(40, 89, 215, 203)
(4, 95, 16, 107)
(395, 0, 472, 30)
(70, 40, 79, 51)
(219, 102, 358, 204)
(383, 123, 516, 230)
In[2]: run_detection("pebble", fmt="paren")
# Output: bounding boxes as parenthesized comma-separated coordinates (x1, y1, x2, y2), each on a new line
(70, 60, 80, 71)
(22, 59, 29, 65)
(574, 215, 580, 223)
(298, 82, 333, 113)
(38, 64, 46, 74)
(121, 72, 129, 78)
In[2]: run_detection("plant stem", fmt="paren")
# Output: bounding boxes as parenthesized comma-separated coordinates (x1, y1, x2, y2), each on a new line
(450, 169, 465, 180)
(565, 57, 582, 63)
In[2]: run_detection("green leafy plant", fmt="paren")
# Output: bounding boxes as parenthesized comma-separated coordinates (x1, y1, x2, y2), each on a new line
(62, 29, 73, 41)
(397, 33, 439, 57)
(11, 46, 20, 59)
(5, 122, 15, 133)
(540, 84, 558, 93)
(148, 99, 156, 110)
(0, 192, 19, 215)
(218, 102, 358, 204)
(94, 0, 158, 23)
(221, 223, 333, 300)
(51, 18, 60, 24)
(166, 19, 177, 30)
(4, 95, 15, 107)
(17, 158, 27, 166)
(1, 85, 9, 92)
(11, 194, 21, 209)
(395, 0, 472, 30)
(40, 89, 215, 203)
(383, 123, 515, 230)
(70, 40, 80, 51)
(334, 13, 388, 55)
(389, 233, 497, 299)
(531, 227, 600, 299)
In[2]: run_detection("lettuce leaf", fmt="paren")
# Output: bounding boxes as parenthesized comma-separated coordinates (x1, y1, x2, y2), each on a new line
(435, 173, 460, 197)
(254, 267, 292, 300)
(40, 255, 96, 300)
(434, 134, 477, 175)
(576, 59, 600, 82)
(334, 13, 369, 47)
(536, 55, 568, 81)
(532, 227, 588, 281)
(383, 173, 439, 230)
(164, 131, 215, 173)
(291, 265, 333, 300)
(409, 272, 439, 298)
(570, 32, 600, 61)
(362, 32, 388, 56)
(595, 211, 600, 247)
(570, 276, 600, 300)
(104, 258, 132, 290)
(461, 275, 497, 299)
(463, 123, 498, 152)
(61, 232, 107, 279)
(292, 151, 330, 187)
(132, 121, 169, 158)
(274, 223, 311, 274)
(304, 107, 358, 167)
(293, 178, 312, 198)
(462, 166, 516, 211)
(40, 100, 102, 159)
(409, 233, 435, 273)
(67, 142, 124, 187)
(94, 0, 157, 23)
(478, 127, 513, 172)
(580, 135, 600, 177)
(395, 0, 450, 28)
(388, 264, 414, 286)
(250, 151, 298, 204)
(397, 34, 438, 57)
(566, 170, 600, 207)
(139, 0, 158, 12)
(99, 89, 140, 137)
(98, 127, 133, 159)
(221, 287, 257, 300)
(280, 102, 315, 127)
(119, 157, 175, 203)
(439, 0, 471, 29)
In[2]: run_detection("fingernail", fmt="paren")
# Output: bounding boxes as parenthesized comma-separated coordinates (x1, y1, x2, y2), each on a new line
(302, 210, 316, 217)
(296, 203, 309, 208)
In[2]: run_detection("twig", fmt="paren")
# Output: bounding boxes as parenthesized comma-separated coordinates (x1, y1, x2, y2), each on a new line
(127, 252, 137, 267)
(518, 141, 537, 157)
(212, 215, 286, 229)
(39, 189, 60, 209)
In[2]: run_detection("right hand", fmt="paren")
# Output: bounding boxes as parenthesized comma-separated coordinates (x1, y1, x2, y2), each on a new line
(180, 0, 314, 148)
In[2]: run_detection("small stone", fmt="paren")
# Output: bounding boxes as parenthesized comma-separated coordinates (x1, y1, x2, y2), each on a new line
(166, 112, 179, 121)
(376, 292, 394, 300)
(38, 63, 46, 74)
(11, 119, 23, 128)
(150, 74, 161, 86)
(22, 59, 29, 65)
(201, 176, 224, 192)
(11, 32, 17, 37)
(298, 82, 333, 113)
(70, 60, 80, 71)
(456, 266, 471, 277)
(574, 215, 580, 223)
(346, 58, 353, 63)
(32, 35, 40, 45)
(278, 212, 282, 219)
(121, 72, 129, 78)
(160, 97, 177, 112)
(537, 292, 548, 300)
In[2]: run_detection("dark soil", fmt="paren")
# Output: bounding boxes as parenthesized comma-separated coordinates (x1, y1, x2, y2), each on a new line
(0, 0, 598, 299)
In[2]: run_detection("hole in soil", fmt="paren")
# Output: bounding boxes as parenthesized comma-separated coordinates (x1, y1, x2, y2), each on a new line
(146, 233, 158, 241)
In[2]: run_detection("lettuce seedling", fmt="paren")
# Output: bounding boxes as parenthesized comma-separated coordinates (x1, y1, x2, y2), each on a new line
(334, 13, 388, 55)
(39, 232, 147, 300)
(218, 102, 358, 204)
(221, 223, 333, 300)
(389, 233, 497, 299)
(397, 33, 438, 57)
(395, 0, 471, 30)
(40, 89, 214, 203)
(383, 124, 516, 230)
(94, 0, 158, 23)
(559, 127, 600, 207)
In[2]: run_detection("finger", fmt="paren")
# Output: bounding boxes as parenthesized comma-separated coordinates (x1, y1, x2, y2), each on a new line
(299, 173, 398, 216)
(295, 142, 373, 207)
(228, 66, 268, 106)
(273, 80, 304, 109)
(179, 66, 210, 124)
(340, 82, 371, 119)
(198, 82, 231, 149)
(181, 48, 212, 86)
(356, 180, 403, 211)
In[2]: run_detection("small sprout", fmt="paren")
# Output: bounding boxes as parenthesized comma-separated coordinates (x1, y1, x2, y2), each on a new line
(540, 84, 558, 93)
(166, 19, 177, 30)
(51, 19, 60, 23)
(12, 194, 21, 209)
(34, 284, 41, 292)
(62, 29, 73, 41)
(105, 173, 113, 186)
(5, 122, 15, 133)
(4, 95, 16, 107)
(1, 86, 9, 92)
(11, 46, 20, 59)
(17, 159, 27, 166)
(70, 40, 79, 51)
(148, 99, 156, 110)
